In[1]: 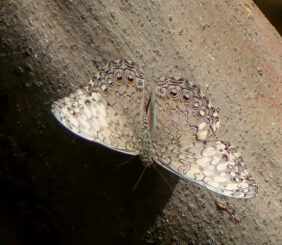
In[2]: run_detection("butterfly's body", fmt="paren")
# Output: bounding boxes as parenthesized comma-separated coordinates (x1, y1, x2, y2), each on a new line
(138, 113, 154, 167)
(52, 60, 257, 199)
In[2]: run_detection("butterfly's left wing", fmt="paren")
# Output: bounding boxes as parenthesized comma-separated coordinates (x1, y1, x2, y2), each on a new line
(52, 60, 145, 155)
(149, 78, 257, 198)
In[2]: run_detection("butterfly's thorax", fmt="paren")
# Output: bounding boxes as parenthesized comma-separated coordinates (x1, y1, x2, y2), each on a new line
(139, 113, 153, 167)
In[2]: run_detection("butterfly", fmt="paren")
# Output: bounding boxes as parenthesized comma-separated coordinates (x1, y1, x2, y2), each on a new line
(52, 60, 257, 198)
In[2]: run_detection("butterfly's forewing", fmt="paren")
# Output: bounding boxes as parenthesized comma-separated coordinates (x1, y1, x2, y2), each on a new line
(149, 78, 220, 146)
(150, 78, 257, 198)
(52, 60, 145, 155)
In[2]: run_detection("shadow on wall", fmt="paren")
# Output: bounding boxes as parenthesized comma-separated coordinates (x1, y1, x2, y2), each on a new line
(254, 0, 282, 35)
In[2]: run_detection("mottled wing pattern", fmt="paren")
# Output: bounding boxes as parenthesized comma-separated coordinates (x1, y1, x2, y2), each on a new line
(153, 141, 257, 198)
(149, 77, 220, 146)
(52, 60, 145, 155)
(151, 78, 257, 198)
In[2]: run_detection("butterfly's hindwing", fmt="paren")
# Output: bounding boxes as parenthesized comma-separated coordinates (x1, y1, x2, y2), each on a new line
(153, 141, 257, 198)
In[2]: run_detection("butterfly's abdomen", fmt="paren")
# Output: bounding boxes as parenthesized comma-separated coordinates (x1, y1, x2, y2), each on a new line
(139, 114, 154, 167)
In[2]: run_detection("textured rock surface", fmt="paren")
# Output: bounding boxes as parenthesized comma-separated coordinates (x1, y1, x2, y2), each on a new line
(0, 0, 281, 244)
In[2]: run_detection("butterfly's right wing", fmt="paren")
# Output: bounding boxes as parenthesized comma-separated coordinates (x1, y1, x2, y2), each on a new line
(152, 140, 258, 198)
(149, 77, 220, 147)
(149, 78, 257, 198)
(52, 60, 145, 155)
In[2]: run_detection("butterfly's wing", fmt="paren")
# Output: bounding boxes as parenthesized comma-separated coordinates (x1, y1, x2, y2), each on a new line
(149, 78, 257, 198)
(149, 78, 220, 146)
(52, 60, 145, 155)
(152, 141, 257, 198)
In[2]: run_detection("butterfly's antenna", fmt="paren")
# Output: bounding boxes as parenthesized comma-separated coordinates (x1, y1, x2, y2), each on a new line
(152, 165, 174, 192)
(132, 166, 147, 192)
(145, 94, 152, 112)
(115, 156, 136, 169)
